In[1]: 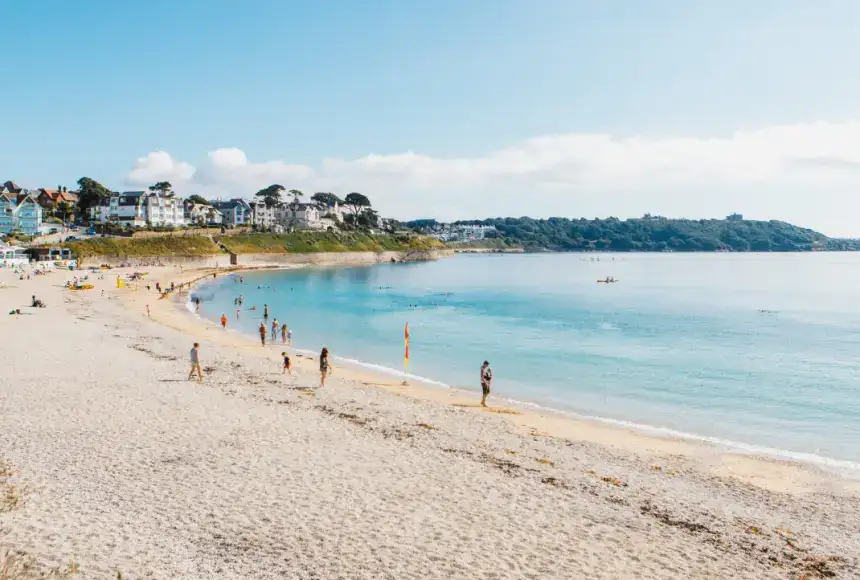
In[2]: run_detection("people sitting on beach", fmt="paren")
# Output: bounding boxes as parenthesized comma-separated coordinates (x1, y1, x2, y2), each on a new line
(8, 308, 21, 316)
(31, 295, 45, 308)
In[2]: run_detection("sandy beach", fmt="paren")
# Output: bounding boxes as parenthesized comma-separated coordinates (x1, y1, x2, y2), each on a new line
(1, 263, 858, 579)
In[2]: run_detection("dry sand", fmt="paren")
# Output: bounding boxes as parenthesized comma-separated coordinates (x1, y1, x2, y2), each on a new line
(0, 264, 858, 579)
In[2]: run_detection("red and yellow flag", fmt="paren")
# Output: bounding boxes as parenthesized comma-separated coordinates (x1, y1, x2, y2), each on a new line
(404, 322, 410, 362)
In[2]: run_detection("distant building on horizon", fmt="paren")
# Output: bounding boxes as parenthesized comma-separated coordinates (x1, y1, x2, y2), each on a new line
(727, 213, 743, 221)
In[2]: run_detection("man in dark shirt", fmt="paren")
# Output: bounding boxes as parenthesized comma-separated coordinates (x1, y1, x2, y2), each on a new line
(480, 361, 492, 408)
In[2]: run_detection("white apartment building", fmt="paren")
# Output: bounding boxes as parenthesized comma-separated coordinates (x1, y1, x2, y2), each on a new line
(250, 200, 277, 230)
(89, 191, 186, 228)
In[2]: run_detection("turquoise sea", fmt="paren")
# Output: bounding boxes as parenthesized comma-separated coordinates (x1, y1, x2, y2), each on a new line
(192, 253, 860, 474)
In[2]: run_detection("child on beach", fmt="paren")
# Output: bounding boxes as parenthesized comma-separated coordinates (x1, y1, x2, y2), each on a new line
(188, 343, 203, 383)
(259, 322, 267, 346)
(282, 352, 292, 375)
(146, 304, 151, 317)
(221, 314, 227, 329)
(319, 347, 331, 388)
(287, 327, 293, 345)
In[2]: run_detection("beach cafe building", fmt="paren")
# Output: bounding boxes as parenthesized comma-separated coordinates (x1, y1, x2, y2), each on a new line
(25, 247, 76, 268)
(0, 243, 29, 266)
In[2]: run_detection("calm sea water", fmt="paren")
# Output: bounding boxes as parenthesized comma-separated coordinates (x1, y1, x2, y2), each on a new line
(193, 253, 860, 473)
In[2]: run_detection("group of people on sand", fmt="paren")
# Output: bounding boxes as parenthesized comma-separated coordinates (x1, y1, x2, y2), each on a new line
(188, 342, 333, 389)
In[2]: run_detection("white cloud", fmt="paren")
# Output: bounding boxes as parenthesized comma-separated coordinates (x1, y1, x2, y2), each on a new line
(125, 122, 860, 236)
(126, 151, 195, 186)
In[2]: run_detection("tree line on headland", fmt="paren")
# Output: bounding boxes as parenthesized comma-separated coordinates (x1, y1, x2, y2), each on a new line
(406, 216, 860, 252)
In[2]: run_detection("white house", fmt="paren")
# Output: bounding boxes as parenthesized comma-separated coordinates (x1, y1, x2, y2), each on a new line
(316, 200, 344, 223)
(276, 202, 325, 230)
(89, 191, 186, 228)
(184, 202, 223, 226)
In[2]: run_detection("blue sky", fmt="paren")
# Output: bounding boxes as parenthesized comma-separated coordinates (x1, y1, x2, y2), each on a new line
(4, 1, 860, 234)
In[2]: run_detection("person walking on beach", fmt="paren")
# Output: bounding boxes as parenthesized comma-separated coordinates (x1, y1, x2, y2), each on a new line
(259, 322, 267, 346)
(220, 313, 227, 329)
(188, 343, 203, 383)
(146, 304, 151, 317)
(281, 323, 287, 344)
(319, 347, 331, 388)
(282, 351, 292, 375)
(480, 360, 493, 408)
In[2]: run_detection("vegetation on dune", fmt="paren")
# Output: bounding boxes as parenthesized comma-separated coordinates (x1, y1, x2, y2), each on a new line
(446, 238, 515, 250)
(218, 232, 443, 254)
(64, 236, 221, 258)
(410, 216, 860, 252)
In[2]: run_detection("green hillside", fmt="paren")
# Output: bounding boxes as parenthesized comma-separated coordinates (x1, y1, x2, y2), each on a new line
(218, 232, 443, 254)
(63, 232, 443, 258)
(408, 217, 860, 252)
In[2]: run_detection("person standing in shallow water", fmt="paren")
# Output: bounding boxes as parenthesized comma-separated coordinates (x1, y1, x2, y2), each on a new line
(319, 347, 331, 388)
(480, 361, 493, 407)
(259, 322, 267, 346)
(281, 323, 287, 344)
(263, 304, 269, 319)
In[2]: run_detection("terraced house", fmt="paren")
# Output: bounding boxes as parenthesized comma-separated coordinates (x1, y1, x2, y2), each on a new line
(0, 192, 44, 235)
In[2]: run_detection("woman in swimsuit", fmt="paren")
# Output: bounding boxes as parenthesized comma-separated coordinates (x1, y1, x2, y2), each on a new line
(319, 347, 331, 388)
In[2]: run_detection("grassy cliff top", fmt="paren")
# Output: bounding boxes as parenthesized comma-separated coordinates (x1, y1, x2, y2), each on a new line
(218, 232, 443, 254)
(65, 236, 221, 258)
(63, 232, 443, 258)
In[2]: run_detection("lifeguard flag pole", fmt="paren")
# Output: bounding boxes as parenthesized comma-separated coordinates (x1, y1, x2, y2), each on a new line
(402, 322, 410, 386)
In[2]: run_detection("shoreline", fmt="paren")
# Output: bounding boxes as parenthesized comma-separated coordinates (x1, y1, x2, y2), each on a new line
(155, 264, 860, 494)
(2, 262, 858, 578)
